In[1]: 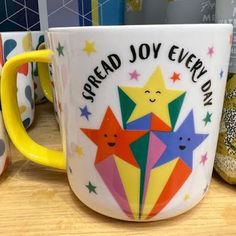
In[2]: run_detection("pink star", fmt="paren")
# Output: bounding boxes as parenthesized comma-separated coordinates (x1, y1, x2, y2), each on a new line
(129, 70, 140, 81)
(207, 47, 214, 57)
(200, 153, 208, 166)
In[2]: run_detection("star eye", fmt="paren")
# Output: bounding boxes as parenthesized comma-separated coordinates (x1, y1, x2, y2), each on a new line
(114, 134, 118, 138)
(104, 134, 108, 137)
(187, 138, 191, 141)
(179, 137, 183, 141)
(145, 90, 150, 93)
(156, 91, 161, 94)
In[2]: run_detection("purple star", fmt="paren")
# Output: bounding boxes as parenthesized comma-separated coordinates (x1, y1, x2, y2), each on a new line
(154, 111, 208, 169)
(207, 47, 214, 57)
(80, 105, 92, 120)
(220, 69, 224, 79)
(129, 70, 140, 80)
(200, 153, 208, 166)
(203, 184, 209, 194)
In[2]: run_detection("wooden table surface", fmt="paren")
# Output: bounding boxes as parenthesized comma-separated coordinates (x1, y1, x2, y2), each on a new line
(0, 103, 235, 236)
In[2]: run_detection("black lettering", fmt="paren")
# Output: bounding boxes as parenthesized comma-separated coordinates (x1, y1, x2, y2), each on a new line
(129, 45, 136, 63)
(94, 67, 106, 80)
(178, 49, 189, 63)
(153, 43, 162, 59)
(186, 54, 196, 69)
(169, 45, 179, 61)
(203, 92, 212, 103)
(197, 67, 207, 79)
(204, 99, 212, 106)
(201, 80, 211, 92)
(88, 75, 102, 88)
(190, 59, 203, 82)
(139, 44, 150, 60)
(101, 60, 114, 75)
(82, 92, 94, 103)
(108, 54, 121, 70)
(84, 83, 95, 96)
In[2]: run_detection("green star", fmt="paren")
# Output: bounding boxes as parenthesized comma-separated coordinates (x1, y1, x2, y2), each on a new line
(203, 112, 212, 126)
(56, 42, 64, 56)
(86, 181, 97, 194)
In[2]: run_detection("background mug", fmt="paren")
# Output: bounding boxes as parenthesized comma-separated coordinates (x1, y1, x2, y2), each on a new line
(125, 0, 215, 25)
(1, 24, 232, 221)
(125, 0, 168, 25)
(166, 0, 215, 24)
(215, 0, 236, 184)
(31, 31, 47, 104)
(0, 32, 35, 129)
(215, 0, 236, 73)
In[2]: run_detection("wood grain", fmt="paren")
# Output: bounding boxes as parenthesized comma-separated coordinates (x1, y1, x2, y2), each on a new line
(0, 103, 235, 236)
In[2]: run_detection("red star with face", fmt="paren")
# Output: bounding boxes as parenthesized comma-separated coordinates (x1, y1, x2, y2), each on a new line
(81, 107, 146, 166)
(170, 72, 181, 83)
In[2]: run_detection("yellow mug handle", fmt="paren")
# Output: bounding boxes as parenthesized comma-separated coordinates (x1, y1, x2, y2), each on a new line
(1, 50, 66, 170)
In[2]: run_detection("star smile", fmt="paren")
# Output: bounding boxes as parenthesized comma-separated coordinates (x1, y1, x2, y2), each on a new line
(179, 145, 186, 150)
(107, 142, 116, 147)
(149, 98, 156, 103)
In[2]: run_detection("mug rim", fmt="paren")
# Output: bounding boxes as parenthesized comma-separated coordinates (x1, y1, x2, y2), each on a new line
(48, 23, 233, 32)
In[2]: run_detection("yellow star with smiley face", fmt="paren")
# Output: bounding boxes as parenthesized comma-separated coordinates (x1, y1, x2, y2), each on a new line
(120, 66, 184, 126)
(83, 40, 96, 56)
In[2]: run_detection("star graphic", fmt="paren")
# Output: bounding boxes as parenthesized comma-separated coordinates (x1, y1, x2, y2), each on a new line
(86, 181, 97, 194)
(80, 105, 92, 121)
(220, 69, 224, 79)
(81, 107, 146, 166)
(207, 46, 214, 57)
(154, 110, 208, 169)
(200, 152, 208, 165)
(129, 70, 140, 80)
(183, 193, 190, 201)
(83, 40, 96, 56)
(203, 112, 212, 126)
(75, 145, 84, 157)
(120, 66, 184, 126)
(171, 72, 181, 83)
(56, 42, 64, 56)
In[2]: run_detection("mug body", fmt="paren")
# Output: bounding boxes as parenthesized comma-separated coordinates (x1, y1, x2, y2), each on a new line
(0, 32, 34, 129)
(47, 24, 232, 221)
(167, 0, 215, 24)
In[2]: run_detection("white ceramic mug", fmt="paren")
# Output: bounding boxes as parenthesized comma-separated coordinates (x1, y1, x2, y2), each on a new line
(1, 24, 232, 221)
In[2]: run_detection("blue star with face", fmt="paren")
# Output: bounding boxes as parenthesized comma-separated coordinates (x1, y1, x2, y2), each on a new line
(154, 111, 208, 169)
(80, 105, 92, 121)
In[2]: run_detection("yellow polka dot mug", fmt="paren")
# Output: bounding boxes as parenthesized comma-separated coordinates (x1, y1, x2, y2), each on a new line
(1, 24, 233, 221)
